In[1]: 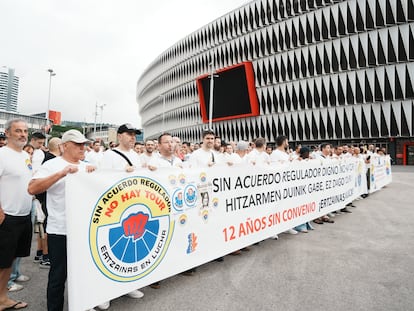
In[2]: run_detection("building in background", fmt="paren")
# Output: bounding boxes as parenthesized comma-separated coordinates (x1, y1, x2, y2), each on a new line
(137, 0, 414, 165)
(0, 110, 47, 133)
(0, 67, 19, 112)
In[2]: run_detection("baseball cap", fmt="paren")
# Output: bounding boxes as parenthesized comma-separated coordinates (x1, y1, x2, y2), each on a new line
(61, 130, 90, 144)
(236, 140, 249, 151)
(0, 132, 6, 139)
(117, 123, 141, 135)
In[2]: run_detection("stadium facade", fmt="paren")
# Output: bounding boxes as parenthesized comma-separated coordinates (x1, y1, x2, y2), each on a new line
(137, 0, 414, 165)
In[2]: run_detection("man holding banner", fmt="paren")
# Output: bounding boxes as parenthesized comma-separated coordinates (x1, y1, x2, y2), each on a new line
(28, 130, 95, 311)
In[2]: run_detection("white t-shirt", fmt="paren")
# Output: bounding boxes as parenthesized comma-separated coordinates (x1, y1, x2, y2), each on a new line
(188, 148, 223, 168)
(245, 149, 270, 166)
(101, 148, 141, 170)
(139, 153, 154, 168)
(223, 152, 241, 165)
(270, 149, 290, 164)
(32, 157, 87, 235)
(85, 150, 104, 168)
(0, 147, 33, 216)
(147, 153, 182, 169)
(32, 148, 45, 173)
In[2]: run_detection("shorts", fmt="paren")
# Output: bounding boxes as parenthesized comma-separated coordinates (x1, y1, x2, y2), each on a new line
(0, 214, 33, 268)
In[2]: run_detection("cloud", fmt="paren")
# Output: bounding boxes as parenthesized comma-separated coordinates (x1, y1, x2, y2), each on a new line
(1, 0, 249, 128)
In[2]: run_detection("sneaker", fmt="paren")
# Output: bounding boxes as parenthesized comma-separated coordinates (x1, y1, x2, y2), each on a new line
(15, 274, 30, 282)
(271, 235, 279, 240)
(40, 258, 51, 269)
(34, 254, 43, 262)
(8, 283, 24, 292)
(127, 289, 144, 299)
(327, 212, 335, 217)
(284, 229, 298, 235)
(97, 301, 110, 310)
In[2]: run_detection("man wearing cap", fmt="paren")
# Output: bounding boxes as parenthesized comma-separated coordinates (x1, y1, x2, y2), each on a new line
(98, 124, 144, 310)
(0, 119, 32, 310)
(0, 132, 6, 148)
(28, 129, 95, 311)
(102, 124, 141, 172)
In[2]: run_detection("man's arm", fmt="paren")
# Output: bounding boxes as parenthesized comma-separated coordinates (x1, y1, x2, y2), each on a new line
(28, 165, 78, 195)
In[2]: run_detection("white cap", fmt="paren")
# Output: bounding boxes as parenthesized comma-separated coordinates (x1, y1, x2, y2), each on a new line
(62, 130, 90, 144)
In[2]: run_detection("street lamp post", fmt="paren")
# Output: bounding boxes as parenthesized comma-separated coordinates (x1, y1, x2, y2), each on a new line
(47, 69, 56, 126)
(208, 61, 218, 130)
(99, 104, 106, 132)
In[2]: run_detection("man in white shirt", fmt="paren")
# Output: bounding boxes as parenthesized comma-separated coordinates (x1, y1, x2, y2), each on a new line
(28, 129, 95, 311)
(98, 124, 144, 309)
(102, 124, 141, 172)
(30, 132, 46, 172)
(140, 139, 156, 168)
(269, 136, 298, 235)
(189, 129, 223, 168)
(245, 137, 270, 166)
(148, 133, 182, 171)
(270, 135, 291, 164)
(85, 141, 104, 168)
(0, 119, 33, 310)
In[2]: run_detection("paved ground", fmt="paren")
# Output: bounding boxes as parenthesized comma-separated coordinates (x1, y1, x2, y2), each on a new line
(10, 165, 414, 311)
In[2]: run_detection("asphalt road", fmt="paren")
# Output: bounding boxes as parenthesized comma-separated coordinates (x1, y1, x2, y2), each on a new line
(10, 165, 414, 311)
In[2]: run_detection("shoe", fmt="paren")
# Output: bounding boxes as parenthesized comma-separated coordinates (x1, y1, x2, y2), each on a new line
(284, 229, 298, 235)
(327, 212, 335, 217)
(271, 235, 279, 240)
(39, 258, 51, 268)
(8, 283, 24, 292)
(15, 274, 30, 282)
(313, 219, 324, 225)
(97, 301, 110, 310)
(33, 254, 42, 262)
(341, 207, 352, 213)
(306, 223, 315, 230)
(231, 250, 242, 255)
(299, 229, 308, 233)
(322, 216, 334, 223)
(127, 289, 144, 299)
(149, 282, 160, 289)
(181, 270, 194, 276)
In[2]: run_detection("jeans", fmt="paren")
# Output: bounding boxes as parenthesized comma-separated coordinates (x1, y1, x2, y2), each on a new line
(7, 257, 21, 287)
(47, 234, 67, 311)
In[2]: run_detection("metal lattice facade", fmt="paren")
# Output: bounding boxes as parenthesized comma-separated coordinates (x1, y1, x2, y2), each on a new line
(137, 0, 414, 148)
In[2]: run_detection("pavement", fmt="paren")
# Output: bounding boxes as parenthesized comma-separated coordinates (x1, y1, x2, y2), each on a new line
(9, 165, 414, 311)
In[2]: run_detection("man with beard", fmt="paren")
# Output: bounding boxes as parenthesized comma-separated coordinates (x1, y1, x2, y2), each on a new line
(0, 119, 33, 310)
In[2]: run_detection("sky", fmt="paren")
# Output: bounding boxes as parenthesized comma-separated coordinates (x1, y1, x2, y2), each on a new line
(1, 0, 250, 128)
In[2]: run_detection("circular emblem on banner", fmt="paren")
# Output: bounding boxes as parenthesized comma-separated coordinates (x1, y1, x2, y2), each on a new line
(89, 176, 174, 282)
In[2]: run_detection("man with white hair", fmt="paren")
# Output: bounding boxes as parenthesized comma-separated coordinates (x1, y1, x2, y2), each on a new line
(0, 119, 33, 310)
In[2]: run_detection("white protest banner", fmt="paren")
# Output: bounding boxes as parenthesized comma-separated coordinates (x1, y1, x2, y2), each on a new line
(65, 157, 391, 310)
(369, 155, 392, 193)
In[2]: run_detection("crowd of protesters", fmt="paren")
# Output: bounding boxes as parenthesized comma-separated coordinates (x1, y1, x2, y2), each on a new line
(0, 119, 389, 311)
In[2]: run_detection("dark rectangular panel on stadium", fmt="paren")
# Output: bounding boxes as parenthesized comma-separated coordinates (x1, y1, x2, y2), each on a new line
(196, 62, 259, 123)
